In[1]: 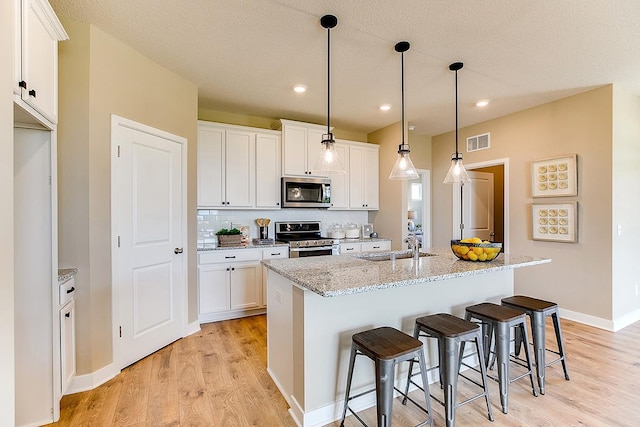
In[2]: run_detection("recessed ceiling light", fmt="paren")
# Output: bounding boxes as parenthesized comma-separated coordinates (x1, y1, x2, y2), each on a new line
(293, 85, 307, 93)
(379, 104, 391, 111)
(476, 99, 490, 107)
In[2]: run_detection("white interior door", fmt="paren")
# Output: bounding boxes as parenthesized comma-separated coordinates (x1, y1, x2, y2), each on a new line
(112, 116, 186, 369)
(462, 171, 494, 241)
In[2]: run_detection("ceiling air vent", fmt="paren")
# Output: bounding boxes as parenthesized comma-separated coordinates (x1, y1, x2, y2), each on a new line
(466, 132, 490, 152)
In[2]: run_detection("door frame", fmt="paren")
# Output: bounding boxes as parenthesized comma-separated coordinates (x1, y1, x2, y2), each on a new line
(452, 158, 509, 250)
(110, 114, 188, 370)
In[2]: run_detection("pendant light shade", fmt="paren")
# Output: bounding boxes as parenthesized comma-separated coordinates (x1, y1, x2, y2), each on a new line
(313, 14, 345, 175)
(443, 62, 471, 184)
(389, 41, 418, 180)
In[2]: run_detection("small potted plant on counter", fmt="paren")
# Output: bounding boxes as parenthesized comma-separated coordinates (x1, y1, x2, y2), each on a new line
(216, 228, 244, 247)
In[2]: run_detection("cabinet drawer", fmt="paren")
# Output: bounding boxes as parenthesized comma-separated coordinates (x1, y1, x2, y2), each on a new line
(361, 241, 391, 253)
(262, 247, 289, 259)
(199, 249, 262, 265)
(340, 243, 361, 254)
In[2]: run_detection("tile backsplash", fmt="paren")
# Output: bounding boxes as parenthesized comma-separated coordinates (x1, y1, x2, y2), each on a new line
(197, 209, 369, 248)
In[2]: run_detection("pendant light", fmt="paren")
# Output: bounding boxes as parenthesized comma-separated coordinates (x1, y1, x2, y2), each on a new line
(388, 41, 419, 180)
(313, 14, 345, 175)
(443, 62, 471, 184)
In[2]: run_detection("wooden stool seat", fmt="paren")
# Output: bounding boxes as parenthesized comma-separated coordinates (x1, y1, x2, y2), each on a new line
(405, 314, 493, 427)
(340, 327, 434, 427)
(464, 302, 538, 414)
(501, 295, 570, 394)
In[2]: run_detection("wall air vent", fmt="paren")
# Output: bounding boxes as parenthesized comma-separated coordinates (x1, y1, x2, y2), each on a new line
(467, 132, 490, 152)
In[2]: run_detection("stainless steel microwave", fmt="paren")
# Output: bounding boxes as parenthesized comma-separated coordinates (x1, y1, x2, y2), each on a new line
(281, 177, 331, 208)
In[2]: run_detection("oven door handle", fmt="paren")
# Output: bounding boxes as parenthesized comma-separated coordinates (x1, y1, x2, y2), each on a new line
(290, 246, 334, 252)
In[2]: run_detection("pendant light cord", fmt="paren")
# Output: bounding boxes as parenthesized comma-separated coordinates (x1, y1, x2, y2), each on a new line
(327, 25, 331, 135)
(454, 68, 459, 158)
(401, 50, 405, 145)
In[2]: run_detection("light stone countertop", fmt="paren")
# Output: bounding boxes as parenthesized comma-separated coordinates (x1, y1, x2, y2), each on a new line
(58, 268, 78, 283)
(197, 242, 289, 251)
(261, 248, 551, 297)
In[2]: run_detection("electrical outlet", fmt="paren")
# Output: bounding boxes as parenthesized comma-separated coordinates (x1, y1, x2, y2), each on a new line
(275, 289, 282, 303)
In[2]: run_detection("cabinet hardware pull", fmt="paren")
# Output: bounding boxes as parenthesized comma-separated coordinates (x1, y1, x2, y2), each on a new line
(346, 248, 353, 251)
(66, 287, 75, 294)
(174, 248, 183, 254)
(373, 246, 380, 249)
(231, 267, 235, 271)
(28, 89, 36, 98)
(19, 81, 27, 89)
(271, 252, 280, 256)
(65, 312, 70, 318)
(225, 255, 236, 259)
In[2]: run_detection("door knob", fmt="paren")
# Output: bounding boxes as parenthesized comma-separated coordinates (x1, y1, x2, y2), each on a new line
(174, 248, 183, 254)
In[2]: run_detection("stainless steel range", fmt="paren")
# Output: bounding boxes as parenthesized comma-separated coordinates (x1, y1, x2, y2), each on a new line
(275, 221, 337, 257)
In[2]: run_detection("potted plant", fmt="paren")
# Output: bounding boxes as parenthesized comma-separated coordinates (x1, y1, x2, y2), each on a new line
(216, 228, 243, 246)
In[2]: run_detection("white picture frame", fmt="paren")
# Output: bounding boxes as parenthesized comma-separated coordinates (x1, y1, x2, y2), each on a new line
(531, 154, 577, 197)
(532, 202, 578, 243)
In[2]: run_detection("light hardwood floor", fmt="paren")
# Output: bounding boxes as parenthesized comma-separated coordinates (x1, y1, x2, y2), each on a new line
(47, 315, 640, 426)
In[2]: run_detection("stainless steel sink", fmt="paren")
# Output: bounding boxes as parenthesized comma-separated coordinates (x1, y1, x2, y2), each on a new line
(354, 251, 436, 261)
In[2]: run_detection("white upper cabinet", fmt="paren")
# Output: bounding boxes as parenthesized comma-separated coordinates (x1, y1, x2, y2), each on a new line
(349, 144, 380, 210)
(328, 141, 349, 209)
(197, 123, 254, 208)
(280, 119, 329, 177)
(14, 0, 68, 126)
(197, 121, 281, 210)
(255, 132, 282, 209)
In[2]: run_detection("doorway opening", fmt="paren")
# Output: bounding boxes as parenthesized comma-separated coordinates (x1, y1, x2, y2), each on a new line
(451, 159, 509, 251)
(407, 169, 431, 248)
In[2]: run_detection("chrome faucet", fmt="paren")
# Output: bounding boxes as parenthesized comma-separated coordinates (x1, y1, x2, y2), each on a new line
(405, 234, 421, 260)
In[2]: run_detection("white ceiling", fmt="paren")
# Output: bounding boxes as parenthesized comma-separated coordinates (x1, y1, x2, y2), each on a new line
(49, 0, 640, 137)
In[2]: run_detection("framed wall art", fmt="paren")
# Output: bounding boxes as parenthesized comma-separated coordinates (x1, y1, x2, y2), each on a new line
(531, 154, 577, 197)
(532, 202, 578, 243)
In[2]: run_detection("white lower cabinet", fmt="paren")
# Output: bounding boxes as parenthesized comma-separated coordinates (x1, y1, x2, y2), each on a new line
(339, 242, 361, 254)
(59, 299, 76, 395)
(198, 247, 288, 323)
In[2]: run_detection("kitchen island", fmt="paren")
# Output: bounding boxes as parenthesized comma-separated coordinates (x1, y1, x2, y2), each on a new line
(262, 248, 550, 427)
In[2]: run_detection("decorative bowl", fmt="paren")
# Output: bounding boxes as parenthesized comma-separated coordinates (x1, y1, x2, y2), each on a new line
(450, 239, 502, 262)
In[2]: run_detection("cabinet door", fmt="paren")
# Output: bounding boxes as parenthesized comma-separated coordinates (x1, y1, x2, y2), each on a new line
(282, 125, 308, 176)
(306, 128, 328, 177)
(198, 265, 231, 315)
(349, 146, 366, 209)
(329, 142, 349, 209)
(255, 132, 281, 208)
(60, 299, 76, 395)
(225, 129, 254, 207)
(197, 126, 225, 207)
(230, 263, 262, 310)
(364, 146, 380, 209)
(22, 0, 60, 123)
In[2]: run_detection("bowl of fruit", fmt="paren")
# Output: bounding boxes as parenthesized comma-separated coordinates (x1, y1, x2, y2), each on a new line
(451, 238, 502, 262)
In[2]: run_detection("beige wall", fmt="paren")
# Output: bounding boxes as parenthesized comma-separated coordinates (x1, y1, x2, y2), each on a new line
(58, 18, 198, 374)
(198, 107, 368, 141)
(612, 85, 640, 322)
(1, 0, 15, 423)
(433, 86, 614, 322)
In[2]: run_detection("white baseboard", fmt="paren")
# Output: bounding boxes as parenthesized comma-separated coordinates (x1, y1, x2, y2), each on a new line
(612, 308, 640, 331)
(65, 362, 120, 395)
(559, 308, 614, 331)
(185, 320, 201, 336)
(199, 308, 266, 324)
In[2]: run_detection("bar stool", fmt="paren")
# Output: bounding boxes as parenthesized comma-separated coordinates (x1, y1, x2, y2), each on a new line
(501, 295, 570, 394)
(464, 302, 538, 414)
(340, 326, 434, 427)
(403, 313, 493, 427)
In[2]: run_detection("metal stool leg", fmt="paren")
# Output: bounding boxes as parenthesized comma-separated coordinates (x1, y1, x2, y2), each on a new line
(520, 322, 538, 397)
(340, 343, 358, 426)
(416, 351, 434, 427)
(375, 358, 395, 427)
(402, 323, 420, 403)
(474, 332, 494, 422)
(494, 321, 510, 413)
(529, 310, 547, 394)
(442, 336, 459, 427)
(551, 311, 571, 380)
